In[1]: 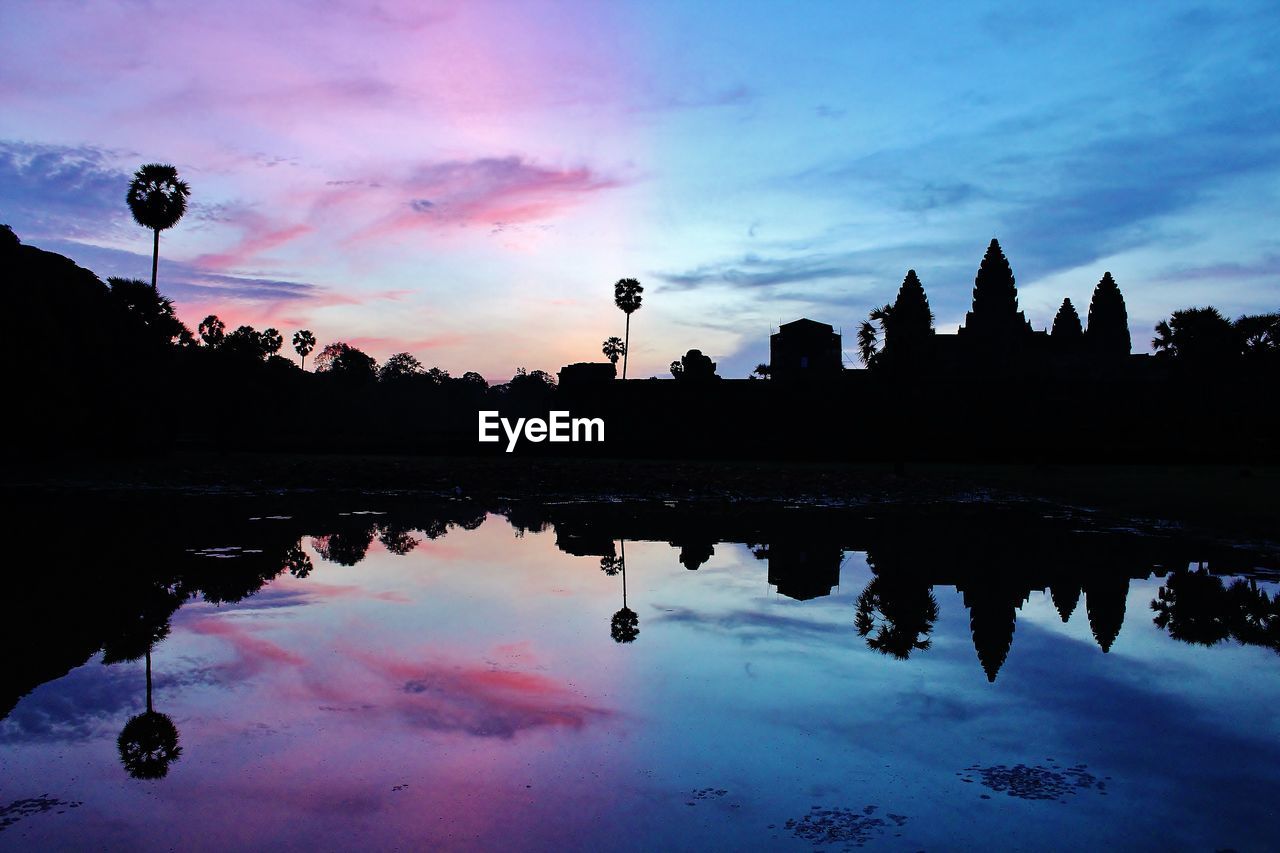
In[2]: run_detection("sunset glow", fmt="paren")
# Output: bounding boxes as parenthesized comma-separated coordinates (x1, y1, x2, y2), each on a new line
(2, 1, 1278, 378)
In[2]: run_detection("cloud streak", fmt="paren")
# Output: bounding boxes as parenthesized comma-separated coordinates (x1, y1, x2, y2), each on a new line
(350, 156, 621, 243)
(655, 251, 881, 291)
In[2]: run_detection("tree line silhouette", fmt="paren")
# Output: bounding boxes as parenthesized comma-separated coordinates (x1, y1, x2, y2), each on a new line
(4, 161, 1278, 460)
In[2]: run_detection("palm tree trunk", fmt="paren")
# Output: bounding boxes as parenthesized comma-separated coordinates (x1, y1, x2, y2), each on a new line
(622, 313, 631, 380)
(621, 539, 627, 608)
(151, 228, 160, 291)
(145, 646, 154, 714)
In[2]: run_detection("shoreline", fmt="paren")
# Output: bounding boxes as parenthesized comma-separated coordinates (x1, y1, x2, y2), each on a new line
(5, 451, 1277, 541)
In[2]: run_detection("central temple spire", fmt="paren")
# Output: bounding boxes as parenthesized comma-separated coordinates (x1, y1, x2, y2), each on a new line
(961, 238, 1032, 343)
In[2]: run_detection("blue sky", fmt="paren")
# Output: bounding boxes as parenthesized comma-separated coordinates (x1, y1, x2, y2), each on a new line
(1, 0, 1277, 378)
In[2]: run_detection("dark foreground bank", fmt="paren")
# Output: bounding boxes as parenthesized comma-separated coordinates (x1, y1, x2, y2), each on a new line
(6, 452, 1278, 541)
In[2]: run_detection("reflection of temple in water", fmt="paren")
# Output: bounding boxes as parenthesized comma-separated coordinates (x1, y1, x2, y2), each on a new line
(676, 539, 715, 570)
(1084, 574, 1130, 653)
(543, 500, 1277, 681)
(765, 541, 844, 601)
(959, 584, 1024, 682)
(5, 494, 1278, 727)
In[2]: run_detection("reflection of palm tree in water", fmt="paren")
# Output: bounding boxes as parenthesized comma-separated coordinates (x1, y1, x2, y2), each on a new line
(1152, 564, 1280, 652)
(1231, 579, 1280, 651)
(283, 542, 313, 579)
(609, 540, 639, 643)
(117, 644, 182, 780)
(1151, 564, 1232, 646)
(104, 581, 185, 780)
(854, 575, 939, 659)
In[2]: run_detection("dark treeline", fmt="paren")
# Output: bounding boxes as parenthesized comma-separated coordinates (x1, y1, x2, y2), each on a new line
(4, 494, 1277, 739)
(4, 227, 1278, 461)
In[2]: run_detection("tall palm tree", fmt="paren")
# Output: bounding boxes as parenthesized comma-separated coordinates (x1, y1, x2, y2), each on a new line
(260, 327, 283, 357)
(199, 314, 225, 347)
(601, 336, 625, 366)
(1151, 306, 1238, 367)
(126, 164, 190, 292)
(293, 329, 316, 370)
(1235, 312, 1280, 357)
(613, 278, 643, 379)
(857, 304, 893, 367)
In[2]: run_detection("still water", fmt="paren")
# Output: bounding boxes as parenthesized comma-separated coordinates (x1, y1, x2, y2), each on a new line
(1, 498, 1278, 851)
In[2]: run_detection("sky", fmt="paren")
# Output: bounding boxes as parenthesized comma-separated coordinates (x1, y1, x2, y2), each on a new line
(2, 0, 1278, 380)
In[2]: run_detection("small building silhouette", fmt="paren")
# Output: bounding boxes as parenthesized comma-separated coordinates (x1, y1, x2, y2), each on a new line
(767, 541, 842, 600)
(770, 318, 843, 381)
(557, 361, 616, 389)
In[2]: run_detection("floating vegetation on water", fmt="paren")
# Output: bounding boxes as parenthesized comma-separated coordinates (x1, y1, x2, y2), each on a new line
(961, 758, 1108, 802)
(0, 796, 83, 832)
(187, 545, 265, 559)
(784, 804, 908, 848)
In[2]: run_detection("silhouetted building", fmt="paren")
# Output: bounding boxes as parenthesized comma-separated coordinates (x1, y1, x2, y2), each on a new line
(770, 318, 843, 381)
(1085, 272, 1132, 358)
(676, 539, 715, 570)
(767, 541, 842, 600)
(868, 240, 1136, 379)
(555, 529, 617, 558)
(558, 361, 616, 389)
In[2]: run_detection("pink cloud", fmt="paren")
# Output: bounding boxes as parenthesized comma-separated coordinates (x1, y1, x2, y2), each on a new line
(343, 333, 471, 353)
(187, 615, 306, 679)
(350, 156, 621, 243)
(292, 581, 411, 604)
(408, 157, 619, 222)
(192, 223, 314, 272)
(347, 652, 614, 738)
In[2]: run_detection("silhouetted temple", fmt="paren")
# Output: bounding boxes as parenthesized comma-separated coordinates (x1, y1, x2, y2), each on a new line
(770, 318, 843, 381)
(879, 239, 1142, 379)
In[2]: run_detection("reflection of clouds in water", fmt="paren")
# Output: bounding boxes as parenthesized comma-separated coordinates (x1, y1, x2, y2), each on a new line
(356, 654, 613, 739)
(181, 610, 614, 740)
(650, 604, 847, 643)
(0, 635, 298, 744)
(0, 663, 139, 743)
(185, 616, 306, 681)
(186, 587, 313, 611)
(177, 580, 408, 616)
